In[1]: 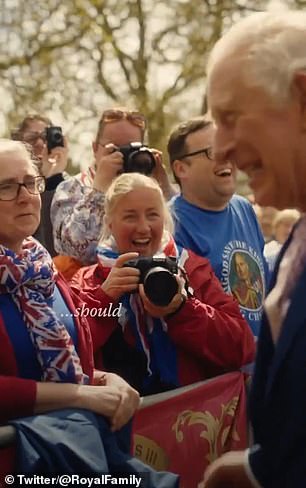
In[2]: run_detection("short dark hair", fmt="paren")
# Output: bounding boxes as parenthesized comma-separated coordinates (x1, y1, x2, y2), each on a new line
(11, 114, 52, 141)
(167, 117, 212, 184)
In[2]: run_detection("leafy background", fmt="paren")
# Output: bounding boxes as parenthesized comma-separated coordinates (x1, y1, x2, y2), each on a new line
(1, 0, 305, 187)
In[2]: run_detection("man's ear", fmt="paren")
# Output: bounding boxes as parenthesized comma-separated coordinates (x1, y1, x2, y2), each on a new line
(294, 71, 306, 130)
(172, 159, 189, 181)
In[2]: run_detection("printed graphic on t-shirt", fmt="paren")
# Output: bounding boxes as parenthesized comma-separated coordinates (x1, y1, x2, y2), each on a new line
(229, 251, 264, 310)
(221, 241, 265, 325)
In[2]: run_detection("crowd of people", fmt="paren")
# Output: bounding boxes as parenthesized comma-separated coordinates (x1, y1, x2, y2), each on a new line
(1, 7, 306, 487)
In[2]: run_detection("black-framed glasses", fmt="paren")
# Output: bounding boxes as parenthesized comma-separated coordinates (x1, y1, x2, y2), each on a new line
(0, 176, 46, 201)
(179, 146, 213, 161)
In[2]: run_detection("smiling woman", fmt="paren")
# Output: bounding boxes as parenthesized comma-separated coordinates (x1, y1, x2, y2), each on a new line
(71, 172, 255, 397)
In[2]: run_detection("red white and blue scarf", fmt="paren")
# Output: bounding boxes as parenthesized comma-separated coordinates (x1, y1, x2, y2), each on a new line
(0, 238, 88, 384)
(96, 233, 188, 389)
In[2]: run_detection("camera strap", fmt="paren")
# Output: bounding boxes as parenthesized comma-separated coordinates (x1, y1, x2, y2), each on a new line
(178, 266, 194, 298)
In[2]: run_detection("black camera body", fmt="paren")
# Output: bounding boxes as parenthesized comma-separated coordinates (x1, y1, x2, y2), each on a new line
(119, 142, 156, 175)
(45, 126, 64, 153)
(124, 256, 178, 306)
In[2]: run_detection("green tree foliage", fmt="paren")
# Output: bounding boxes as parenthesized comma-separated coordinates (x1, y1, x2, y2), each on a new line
(0, 0, 305, 177)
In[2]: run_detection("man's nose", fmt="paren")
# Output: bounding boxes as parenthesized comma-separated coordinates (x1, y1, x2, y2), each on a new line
(212, 128, 235, 162)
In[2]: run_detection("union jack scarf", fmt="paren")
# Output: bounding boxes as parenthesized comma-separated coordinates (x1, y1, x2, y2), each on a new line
(96, 232, 189, 390)
(0, 238, 88, 384)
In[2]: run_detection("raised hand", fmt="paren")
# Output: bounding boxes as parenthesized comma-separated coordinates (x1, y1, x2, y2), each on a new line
(101, 252, 140, 300)
(93, 143, 124, 192)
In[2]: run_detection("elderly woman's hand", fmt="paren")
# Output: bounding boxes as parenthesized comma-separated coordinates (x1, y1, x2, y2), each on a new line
(92, 371, 140, 431)
(102, 372, 140, 431)
(75, 384, 122, 420)
(138, 275, 186, 318)
(101, 252, 140, 300)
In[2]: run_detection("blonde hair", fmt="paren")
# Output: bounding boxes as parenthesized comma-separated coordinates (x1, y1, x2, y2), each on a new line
(100, 172, 174, 244)
(0, 139, 38, 173)
(207, 11, 306, 104)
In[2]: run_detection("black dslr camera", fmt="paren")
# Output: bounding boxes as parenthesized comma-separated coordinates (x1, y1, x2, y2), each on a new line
(124, 256, 178, 306)
(119, 142, 156, 175)
(45, 126, 64, 153)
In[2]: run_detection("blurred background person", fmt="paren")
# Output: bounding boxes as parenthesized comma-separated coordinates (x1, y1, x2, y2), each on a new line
(256, 205, 279, 243)
(167, 117, 267, 337)
(51, 107, 176, 270)
(264, 208, 301, 272)
(11, 114, 68, 256)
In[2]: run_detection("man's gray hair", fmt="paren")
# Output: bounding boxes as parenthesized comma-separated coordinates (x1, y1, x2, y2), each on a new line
(207, 11, 306, 103)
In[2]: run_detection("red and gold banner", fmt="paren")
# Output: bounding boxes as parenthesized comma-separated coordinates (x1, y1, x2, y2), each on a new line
(132, 372, 248, 488)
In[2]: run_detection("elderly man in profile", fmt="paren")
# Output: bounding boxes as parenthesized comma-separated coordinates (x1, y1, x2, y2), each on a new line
(203, 10, 306, 488)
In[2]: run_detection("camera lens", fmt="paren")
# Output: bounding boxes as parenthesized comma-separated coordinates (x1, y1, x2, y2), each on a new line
(127, 149, 155, 175)
(143, 267, 178, 306)
(53, 131, 63, 142)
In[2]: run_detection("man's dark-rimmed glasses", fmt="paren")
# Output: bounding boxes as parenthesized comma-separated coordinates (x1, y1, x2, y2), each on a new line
(179, 146, 213, 161)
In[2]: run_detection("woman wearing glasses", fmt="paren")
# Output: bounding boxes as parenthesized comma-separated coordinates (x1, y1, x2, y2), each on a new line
(11, 114, 68, 257)
(0, 140, 178, 487)
(71, 172, 255, 397)
(51, 107, 176, 273)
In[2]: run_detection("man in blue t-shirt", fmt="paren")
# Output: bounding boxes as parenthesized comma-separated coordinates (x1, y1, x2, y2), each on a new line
(167, 118, 268, 336)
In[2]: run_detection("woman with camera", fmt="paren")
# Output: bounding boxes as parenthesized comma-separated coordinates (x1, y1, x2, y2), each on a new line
(0, 140, 178, 487)
(11, 114, 68, 257)
(51, 107, 177, 269)
(71, 173, 255, 396)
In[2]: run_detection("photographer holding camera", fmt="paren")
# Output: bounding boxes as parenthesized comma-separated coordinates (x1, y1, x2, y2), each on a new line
(11, 114, 68, 256)
(51, 107, 176, 268)
(70, 172, 255, 396)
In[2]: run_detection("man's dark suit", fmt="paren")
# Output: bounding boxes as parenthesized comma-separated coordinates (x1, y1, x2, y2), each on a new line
(248, 232, 306, 487)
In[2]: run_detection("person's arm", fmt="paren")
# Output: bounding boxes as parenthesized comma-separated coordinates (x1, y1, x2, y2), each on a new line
(203, 438, 306, 487)
(70, 254, 140, 352)
(69, 267, 120, 351)
(51, 176, 105, 264)
(151, 150, 178, 200)
(93, 371, 140, 431)
(78, 285, 121, 351)
(36, 379, 139, 432)
(0, 373, 137, 432)
(165, 293, 255, 369)
(201, 450, 256, 488)
(35, 381, 121, 417)
(39, 136, 69, 179)
(139, 255, 255, 369)
(0, 376, 37, 423)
